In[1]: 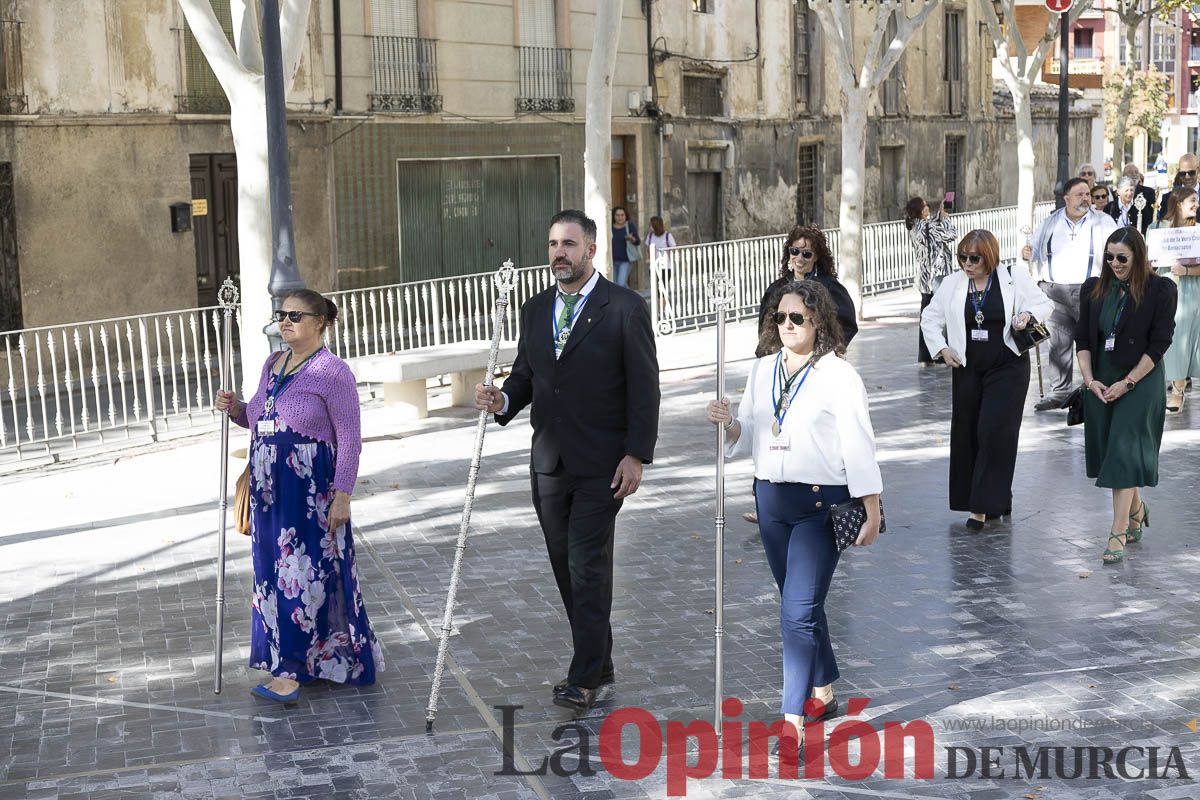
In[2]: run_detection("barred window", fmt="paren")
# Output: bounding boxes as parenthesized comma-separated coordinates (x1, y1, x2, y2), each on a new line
(684, 75, 723, 117)
(944, 136, 964, 212)
(797, 144, 821, 227)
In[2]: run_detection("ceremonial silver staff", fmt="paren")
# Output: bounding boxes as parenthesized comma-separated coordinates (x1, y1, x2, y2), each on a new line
(1133, 192, 1147, 233)
(213, 277, 240, 695)
(708, 270, 734, 732)
(426, 259, 517, 732)
(1020, 224, 1045, 398)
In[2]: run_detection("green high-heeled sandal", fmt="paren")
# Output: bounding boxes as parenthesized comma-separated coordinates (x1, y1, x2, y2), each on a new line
(1102, 531, 1128, 564)
(1126, 501, 1149, 544)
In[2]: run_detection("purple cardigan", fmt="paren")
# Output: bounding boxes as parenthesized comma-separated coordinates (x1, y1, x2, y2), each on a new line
(233, 348, 362, 494)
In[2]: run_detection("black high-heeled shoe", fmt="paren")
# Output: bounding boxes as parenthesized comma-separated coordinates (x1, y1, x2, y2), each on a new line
(965, 517, 985, 531)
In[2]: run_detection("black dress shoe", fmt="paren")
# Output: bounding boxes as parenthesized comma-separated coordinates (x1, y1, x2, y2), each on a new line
(965, 517, 985, 531)
(1034, 397, 1064, 412)
(554, 668, 614, 695)
(552, 685, 596, 711)
(804, 695, 838, 723)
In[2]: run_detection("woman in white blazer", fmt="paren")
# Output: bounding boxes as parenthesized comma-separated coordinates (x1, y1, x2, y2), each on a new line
(920, 230, 1054, 530)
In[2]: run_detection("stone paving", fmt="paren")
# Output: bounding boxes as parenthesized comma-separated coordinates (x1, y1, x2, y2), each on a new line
(2, 298, 1200, 800)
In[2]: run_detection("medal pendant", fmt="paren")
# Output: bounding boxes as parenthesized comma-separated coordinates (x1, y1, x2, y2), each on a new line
(781, 393, 791, 411)
(264, 397, 274, 414)
(771, 420, 781, 437)
(974, 311, 984, 326)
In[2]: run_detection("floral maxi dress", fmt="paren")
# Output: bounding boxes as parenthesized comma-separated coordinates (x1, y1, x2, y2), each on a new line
(248, 371, 382, 685)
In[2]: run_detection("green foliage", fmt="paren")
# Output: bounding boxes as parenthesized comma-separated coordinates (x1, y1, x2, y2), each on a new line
(1103, 66, 1170, 143)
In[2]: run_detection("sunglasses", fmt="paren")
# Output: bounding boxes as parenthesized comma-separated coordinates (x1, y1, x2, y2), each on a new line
(1080, 171, 1095, 176)
(1103, 252, 1131, 265)
(1179, 170, 1197, 178)
(272, 310, 322, 323)
(957, 252, 983, 265)
(788, 247, 815, 259)
(1092, 192, 1107, 199)
(771, 311, 807, 326)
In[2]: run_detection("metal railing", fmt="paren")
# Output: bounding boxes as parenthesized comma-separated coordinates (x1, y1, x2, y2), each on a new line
(0, 20, 26, 114)
(1073, 46, 1095, 59)
(647, 202, 1056, 335)
(1, 307, 242, 460)
(369, 35, 442, 113)
(516, 46, 574, 113)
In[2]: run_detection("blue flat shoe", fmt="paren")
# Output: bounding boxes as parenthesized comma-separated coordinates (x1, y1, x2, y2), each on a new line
(251, 683, 300, 703)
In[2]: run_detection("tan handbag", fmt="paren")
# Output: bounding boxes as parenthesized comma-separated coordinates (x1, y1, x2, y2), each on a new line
(234, 465, 251, 536)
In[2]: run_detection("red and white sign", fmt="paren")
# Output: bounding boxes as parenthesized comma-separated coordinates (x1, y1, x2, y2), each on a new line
(1045, 0, 1072, 12)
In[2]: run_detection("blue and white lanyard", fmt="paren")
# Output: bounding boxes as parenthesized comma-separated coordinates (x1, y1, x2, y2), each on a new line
(969, 271, 995, 328)
(770, 352, 815, 430)
(552, 290, 592, 346)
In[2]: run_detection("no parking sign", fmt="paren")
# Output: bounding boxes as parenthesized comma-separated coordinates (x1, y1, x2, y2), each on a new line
(1045, 0, 1072, 12)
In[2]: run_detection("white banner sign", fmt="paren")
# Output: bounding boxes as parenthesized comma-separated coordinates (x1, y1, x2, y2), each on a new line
(1147, 226, 1200, 263)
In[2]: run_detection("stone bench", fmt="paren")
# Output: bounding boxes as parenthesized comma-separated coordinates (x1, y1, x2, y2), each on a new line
(346, 340, 518, 420)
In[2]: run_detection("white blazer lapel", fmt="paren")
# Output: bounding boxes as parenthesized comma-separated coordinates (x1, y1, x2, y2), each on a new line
(949, 272, 970, 358)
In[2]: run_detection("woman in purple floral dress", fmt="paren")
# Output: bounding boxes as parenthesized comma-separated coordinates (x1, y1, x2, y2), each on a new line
(217, 289, 382, 702)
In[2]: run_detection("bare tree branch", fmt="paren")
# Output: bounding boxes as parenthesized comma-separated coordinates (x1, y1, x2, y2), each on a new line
(871, 0, 942, 87)
(231, 0, 265, 74)
(860, 4, 892, 87)
(811, 1, 859, 92)
(279, 0, 314, 84)
(177, 0, 251, 88)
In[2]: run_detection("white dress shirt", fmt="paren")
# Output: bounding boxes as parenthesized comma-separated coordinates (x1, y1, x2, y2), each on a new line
(920, 265, 1055, 368)
(499, 268, 601, 415)
(727, 351, 883, 498)
(1031, 209, 1118, 284)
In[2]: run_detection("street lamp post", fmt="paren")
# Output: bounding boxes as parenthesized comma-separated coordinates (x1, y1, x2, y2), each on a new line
(1055, 7, 1071, 209)
(260, 0, 305, 345)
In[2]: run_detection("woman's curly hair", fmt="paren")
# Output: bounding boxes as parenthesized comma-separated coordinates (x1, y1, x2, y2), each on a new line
(756, 280, 846, 360)
(778, 225, 837, 279)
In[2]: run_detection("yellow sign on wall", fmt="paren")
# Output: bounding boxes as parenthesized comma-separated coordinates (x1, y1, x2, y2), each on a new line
(192, 199, 209, 216)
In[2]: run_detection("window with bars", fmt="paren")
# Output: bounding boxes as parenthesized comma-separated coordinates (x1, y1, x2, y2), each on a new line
(684, 75, 723, 117)
(0, 19, 24, 114)
(943, 11, 965, 116)
(179, 0, 234, 113)
(797, 144, 821, 226)
(369, 0, 441, 112)
(944, 136, 964, 212)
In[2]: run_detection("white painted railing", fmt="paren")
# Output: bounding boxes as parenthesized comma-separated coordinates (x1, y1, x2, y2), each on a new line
(649, 202, 1055, 334)
(1, 202, 1056, 463)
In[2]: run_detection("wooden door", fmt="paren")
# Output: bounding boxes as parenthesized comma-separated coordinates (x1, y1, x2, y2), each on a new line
(191, 153, 239, 307)
(0, 163, 21, 331)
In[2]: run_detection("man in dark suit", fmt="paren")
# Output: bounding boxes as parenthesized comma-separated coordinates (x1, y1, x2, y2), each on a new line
(475, 209, 660, 711)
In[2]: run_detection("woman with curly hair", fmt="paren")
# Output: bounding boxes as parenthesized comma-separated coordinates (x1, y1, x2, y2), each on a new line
(708, 280, 882, 755)
(755, 225, 858, 357)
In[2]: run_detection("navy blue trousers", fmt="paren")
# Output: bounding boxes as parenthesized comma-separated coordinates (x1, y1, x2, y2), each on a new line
(754, 480, 848, 716)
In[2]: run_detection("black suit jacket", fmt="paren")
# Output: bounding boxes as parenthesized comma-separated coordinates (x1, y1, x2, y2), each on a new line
(1104, 199, 1152, 236)
(496, 273, 660, 477)
(1074, 273, 1177, 370)
(755, 274, 859, 358)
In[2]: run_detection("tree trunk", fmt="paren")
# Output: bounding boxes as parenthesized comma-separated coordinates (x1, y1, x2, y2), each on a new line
(838, 88, 869, 316)
(1110, 20, 1139, 171)
(1010, 78, 1037, 234)
(583, 1, 622, 276)
(228, 76, 273, 393)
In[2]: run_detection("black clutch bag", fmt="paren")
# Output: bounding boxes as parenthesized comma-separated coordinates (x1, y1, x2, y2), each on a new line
(1011, 316, 1050, 354)
(827, 497, 886, 553)
(1065, 386, 1084, 426)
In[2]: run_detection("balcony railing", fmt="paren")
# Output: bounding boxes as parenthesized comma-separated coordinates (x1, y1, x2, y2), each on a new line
(516, 46, 574, 113)
(1072, 46, 1095, 59)
(0, 20, 26, 114)
(1189, 45, 1200, 63)
(369, 35, 442, 113)
(1048, 58, 1104, 76)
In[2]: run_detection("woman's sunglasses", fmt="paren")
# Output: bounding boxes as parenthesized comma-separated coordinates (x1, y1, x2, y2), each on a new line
(1103, 252, 1131, 265)
(788, 247, 815, 259)
(272, 310, 322, 323)
(957, 252, 983, 265)
(771, 311, 807, 326)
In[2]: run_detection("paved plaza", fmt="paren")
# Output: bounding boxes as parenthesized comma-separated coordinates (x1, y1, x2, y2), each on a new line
(2, 296, 1200, 800)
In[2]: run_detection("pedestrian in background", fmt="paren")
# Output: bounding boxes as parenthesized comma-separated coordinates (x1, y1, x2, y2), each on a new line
(611, 206, 640, 288)
(1079, 163, 1097, 188)
(706, 279, 882, 753)
(216, 289, 382, 702)
(905, 196, 958, 364)
(1076, 228, 1176, 564)
(756, 225, 858, 355)
(1106, 176, 1151, 236)
(1149, 187, 1200, 413)
(1156, 153, 1198, 222)
(1023, 177, 1119, 410)
(1091, 184, 1111, 214)
(920, 230, 1053, 530)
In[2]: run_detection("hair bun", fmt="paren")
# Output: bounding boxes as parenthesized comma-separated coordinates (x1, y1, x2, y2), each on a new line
(324, 298, 338, 322)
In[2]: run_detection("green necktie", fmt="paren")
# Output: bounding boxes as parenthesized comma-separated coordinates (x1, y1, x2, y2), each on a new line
(555, 292, 581, 356)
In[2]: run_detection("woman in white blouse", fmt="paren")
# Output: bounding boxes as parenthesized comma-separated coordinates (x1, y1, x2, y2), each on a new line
(707, 280, 882, 750)
(920, 229, 1053, 530)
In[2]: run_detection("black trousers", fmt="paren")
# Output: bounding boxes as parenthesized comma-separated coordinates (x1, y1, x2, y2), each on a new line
(918, 292, 936, 363)
(531, 463, 623, 689)
(949, 351, 1030, 515)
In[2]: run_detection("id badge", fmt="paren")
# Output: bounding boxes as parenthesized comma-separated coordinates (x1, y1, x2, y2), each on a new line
(1104, 335, 1116, 352)
(971, 328, 989, 341)
(257, 419, 277, 436)
(768, 432, 791, 452)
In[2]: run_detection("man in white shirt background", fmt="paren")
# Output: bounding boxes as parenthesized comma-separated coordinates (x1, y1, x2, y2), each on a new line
(1022, 177, 1119, 411)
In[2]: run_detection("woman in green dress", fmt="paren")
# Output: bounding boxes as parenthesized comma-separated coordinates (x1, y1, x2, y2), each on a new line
(1076, 228, 1177, 564)
(1148, 187, 1200, 413)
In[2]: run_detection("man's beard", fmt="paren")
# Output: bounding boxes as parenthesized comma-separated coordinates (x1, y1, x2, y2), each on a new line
(552, 257, 588, 284)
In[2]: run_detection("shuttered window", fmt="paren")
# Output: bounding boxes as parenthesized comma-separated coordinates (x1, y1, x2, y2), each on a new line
(520, 0, 556, 48)
(371, 0, 418, 38)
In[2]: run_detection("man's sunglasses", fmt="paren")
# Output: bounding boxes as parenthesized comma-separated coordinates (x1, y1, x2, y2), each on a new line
(272, 310, 322, 323)
(1179, 170, 1197, 178)
(788, 247, 815, 259)
(771, 311, 807, 326)
(957, 252, 983, 265)
(1103, 252, 1131, 265)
